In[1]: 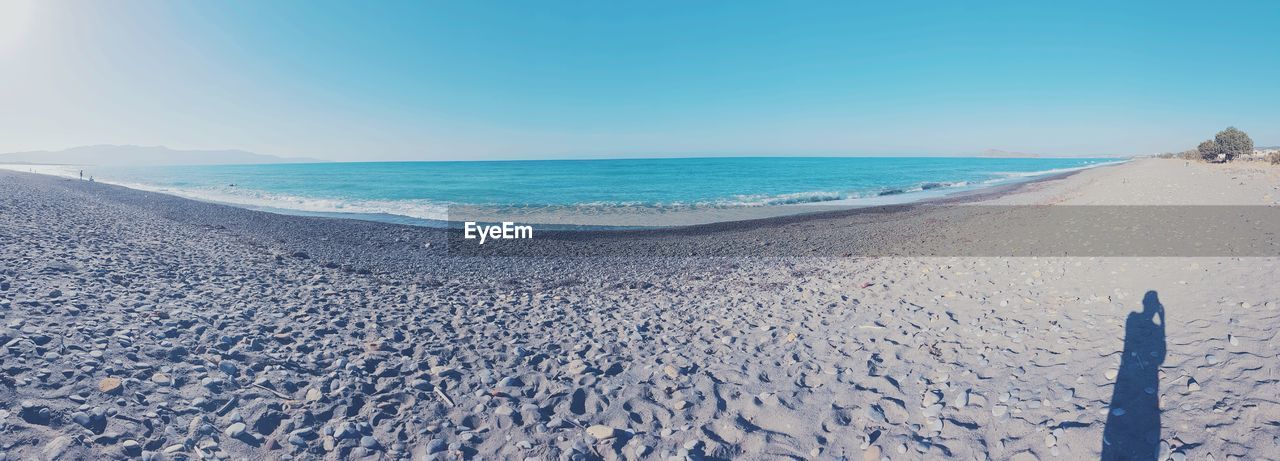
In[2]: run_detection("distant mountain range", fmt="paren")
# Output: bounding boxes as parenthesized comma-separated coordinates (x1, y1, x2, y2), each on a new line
(0, 145, 323, 166)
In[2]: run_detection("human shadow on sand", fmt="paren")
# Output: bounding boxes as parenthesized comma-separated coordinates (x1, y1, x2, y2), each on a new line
(1101, 290, 1166, 460)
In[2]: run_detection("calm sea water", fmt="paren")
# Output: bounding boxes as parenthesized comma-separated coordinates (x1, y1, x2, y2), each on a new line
(55, 157, 1120, 226)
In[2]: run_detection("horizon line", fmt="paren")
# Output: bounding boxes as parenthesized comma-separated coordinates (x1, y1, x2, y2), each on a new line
(5, 144, 1142, 163)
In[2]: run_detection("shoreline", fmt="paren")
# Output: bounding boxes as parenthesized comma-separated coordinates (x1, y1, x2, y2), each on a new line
(0, 164, 1112, 266)
(0, 159, 1121, 231)
(4, 160, 1277, 261)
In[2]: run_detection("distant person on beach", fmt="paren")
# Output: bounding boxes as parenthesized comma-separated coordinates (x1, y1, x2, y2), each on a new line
(79, 170, 83, 179)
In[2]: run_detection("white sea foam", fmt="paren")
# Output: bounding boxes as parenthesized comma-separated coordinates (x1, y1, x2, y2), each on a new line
(135, 185, 453, 221)
(721, 191, 850, 207)
(991, 160, 1127, 179)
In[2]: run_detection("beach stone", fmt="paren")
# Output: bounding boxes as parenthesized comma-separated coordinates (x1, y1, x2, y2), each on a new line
(45, 262, 77, 273)
(219, 361, 239, 376)
(201, 377, 224, 391)
(360, 436, 380, 450)
(586, 425, 619, 440)
(335, 422, 359, 440)
(1105, 369, 1118, 380)
(99, 377, 123, 394)
(305, 388, 322, 401)
(1044, 433, 1057, 447)
(151, 373, 172, 386)
(225, 422, 247, 438)
(71, 411, 91, 427)
(42, 435, 72, 460)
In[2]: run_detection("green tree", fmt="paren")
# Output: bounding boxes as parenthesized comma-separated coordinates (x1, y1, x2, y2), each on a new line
(1198, 139, 1218, 162)
(1213, 127, 1253, 161)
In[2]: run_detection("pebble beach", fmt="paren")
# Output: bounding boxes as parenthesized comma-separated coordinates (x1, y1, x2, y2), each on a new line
(2, 158, 1279, 460)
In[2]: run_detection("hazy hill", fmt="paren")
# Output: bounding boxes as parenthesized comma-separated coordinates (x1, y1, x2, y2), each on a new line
(0, 145, 322, 166)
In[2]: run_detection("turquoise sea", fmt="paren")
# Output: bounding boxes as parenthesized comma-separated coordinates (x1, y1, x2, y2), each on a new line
(59, 157, 1121, 226)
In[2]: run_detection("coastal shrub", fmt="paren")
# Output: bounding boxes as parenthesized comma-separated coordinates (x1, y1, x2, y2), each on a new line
(1156, 150, 1201, 160)
(1268, 151, 1280, 165)
(1213, 127, 1254, 162)
(1198, 140, 1219, 162)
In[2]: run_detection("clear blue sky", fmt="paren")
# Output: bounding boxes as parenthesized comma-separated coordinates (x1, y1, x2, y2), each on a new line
(2, 0, 1278, 160)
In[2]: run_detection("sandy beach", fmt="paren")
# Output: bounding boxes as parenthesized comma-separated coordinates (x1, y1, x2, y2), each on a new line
(2, 158, 1279, 460)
